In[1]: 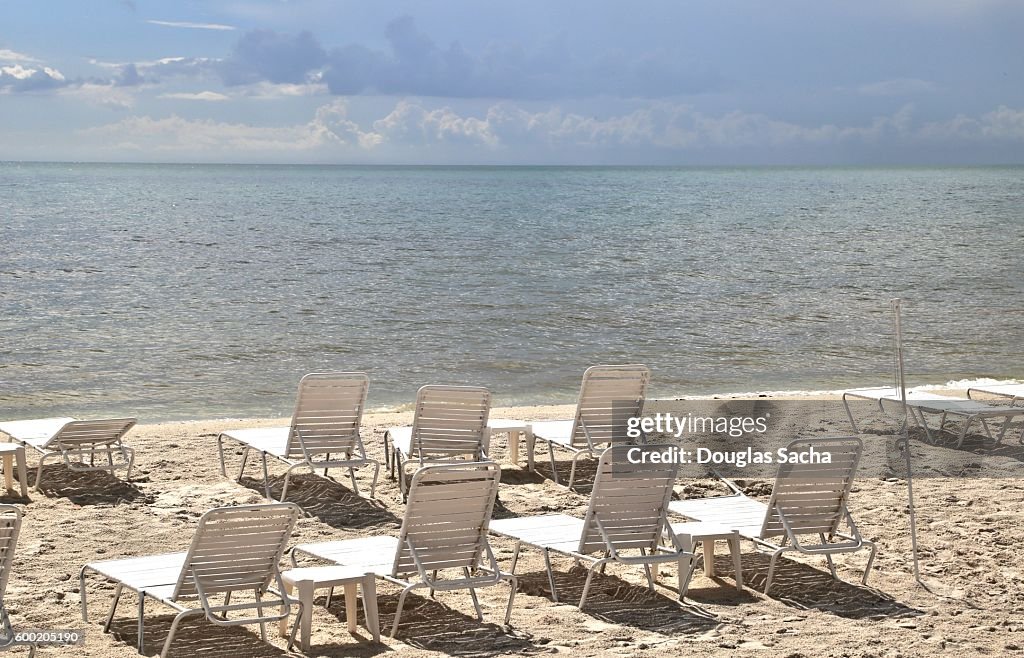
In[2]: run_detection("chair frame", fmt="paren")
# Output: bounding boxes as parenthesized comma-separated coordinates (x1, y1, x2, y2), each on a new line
(0, 506, 25, 654)
(382, 385, 491, 501)
(217, 372, 380, 501)
(80, 503, 302, 658)
(670, 436, 876, 595)
(292, 462, 516, 637)
(843, 387, 1024, 447)
(492, 445, 695, 609)
(527, 365, 650, 489)
(0, 417, 136, 491)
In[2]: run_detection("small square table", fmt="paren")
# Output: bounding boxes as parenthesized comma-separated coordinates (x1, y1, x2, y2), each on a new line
(278, 565, 380, 651)
(669, 521, 744, 592)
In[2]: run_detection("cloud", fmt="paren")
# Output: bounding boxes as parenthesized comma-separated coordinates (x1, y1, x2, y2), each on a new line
(220, 30, 326, 86)
(58, 83, 135, 110)
(79, 100, 379, 153)
(0, 48, 39, 63)
(0, 63, 67, 92)
(158, 91, 230, 101)
(73, 100, 1024, 162)
(857, 78, 938, 96)
(146, 20, 236, 31)
(217, 18, 717, 100)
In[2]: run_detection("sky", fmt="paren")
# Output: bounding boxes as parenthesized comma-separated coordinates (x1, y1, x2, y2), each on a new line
(1, 0, 1023, 165)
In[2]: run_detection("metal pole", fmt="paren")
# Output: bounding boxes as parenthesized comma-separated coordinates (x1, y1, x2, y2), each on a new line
(891, 298, 921, 583)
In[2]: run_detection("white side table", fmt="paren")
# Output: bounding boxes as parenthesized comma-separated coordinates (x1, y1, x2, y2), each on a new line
(278, 566, 380, 651)
(0, 444, 28, 497)
(670, 521, 743, 592)
(486, 419, 532, 466)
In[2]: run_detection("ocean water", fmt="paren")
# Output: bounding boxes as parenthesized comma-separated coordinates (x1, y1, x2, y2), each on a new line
(1, 163, 1022, 422)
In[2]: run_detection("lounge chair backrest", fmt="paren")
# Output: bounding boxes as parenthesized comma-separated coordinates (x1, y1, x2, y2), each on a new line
(392, 462, 500, 577)
(759, 436, 862, 540)
(569, 365, 650, 449)
(0, 506, 21, 605)
(578, 445, 678, 553)
(48, 418, 137, 450)
(407, 385, 490, 463)
(172, 503, 300, 599)
(285, 372, 369, 460)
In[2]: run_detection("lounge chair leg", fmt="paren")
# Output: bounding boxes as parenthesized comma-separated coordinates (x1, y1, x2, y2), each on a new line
(137, 592, 145, 655)
(382, 432, 391, 476)
(842, 397, 859, 433)
(542, 549, 559, 602)
(820, 536, 837, 580)
(368, 461, 380, 499)
(639, 549, 655, 591)
(547, 442, 559, 484)
(323, 453, 330, 476)
(79, 566, 90, 622)
(347, 466, 359, 495)
(325, 586, 334, 608)
(104, 584, 123, 632)
(526, 432, 535, 472)
(217, 435, 227, 477)
(429, 570, 437, 598)
(504, 574, 518, 625)
(463, 568, 483, 620)
(567, 451, 589, 490)
(390, 584, 418, 637)
(222, 591, 231, 619)
(254, 589, 266, 641)
(160, 609, 199, 658)
(261, 453, 272, 500)
(280, 471, 291, 502)
(764, 547, 786, 595)
(33, 453, 53, 491)
(237, 447, 249, 482)
(862, 540, 878, 585)
(509, 541, 522, 573)
(580, 559, 609, 611)
(124, 446, 135, 481)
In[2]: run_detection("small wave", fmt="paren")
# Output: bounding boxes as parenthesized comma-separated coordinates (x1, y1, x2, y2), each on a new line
(915, 377, 1022, 391)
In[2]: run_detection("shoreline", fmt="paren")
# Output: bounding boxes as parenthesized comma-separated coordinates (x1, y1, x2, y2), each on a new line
(115, 378, 1019, 429)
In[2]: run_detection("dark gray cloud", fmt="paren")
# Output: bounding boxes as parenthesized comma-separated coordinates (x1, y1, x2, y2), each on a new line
(218, 17, 718, 99)
(220, 29, 326, 86)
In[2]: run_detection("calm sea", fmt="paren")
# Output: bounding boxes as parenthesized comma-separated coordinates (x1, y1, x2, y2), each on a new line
(1, 163, 1021, 422)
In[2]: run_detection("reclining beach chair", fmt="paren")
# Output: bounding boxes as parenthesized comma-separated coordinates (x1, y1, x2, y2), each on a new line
(217, 372, 379, 501)
(489, 445, 694, 609)
(382, 385, 491, 501)
(80, 503, 301, 658)
(527, 365, 649, 489)
(0, 506, 25, 654)
(291, 462, 515, 637)
(0, 417, 136, 490)
(843, 387, 1024, 447)
(669, 436, 876, 595)
(967, 383, 1024, 405)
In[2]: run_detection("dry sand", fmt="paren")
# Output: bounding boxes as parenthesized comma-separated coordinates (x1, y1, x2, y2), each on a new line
(5, 397, 1024, 657)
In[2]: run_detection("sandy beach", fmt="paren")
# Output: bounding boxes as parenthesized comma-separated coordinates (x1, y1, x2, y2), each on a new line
(3, 395, 1024, 658)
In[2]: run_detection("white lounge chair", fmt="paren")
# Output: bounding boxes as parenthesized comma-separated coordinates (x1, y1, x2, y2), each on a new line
(382, 385, 491, 501)
(967, 383, 1024, 405)
(843, 387, 1024, 447)
(0, 505, 27, 655)
(669, 436, 876, 595)
(527, 365, 649, 489)
(0, 417, 136, 490)
(80, 503, 301, 658)
(489, 445, 695, 609)
(291, 462, 516, 637)
(217, 372, 380, 501)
